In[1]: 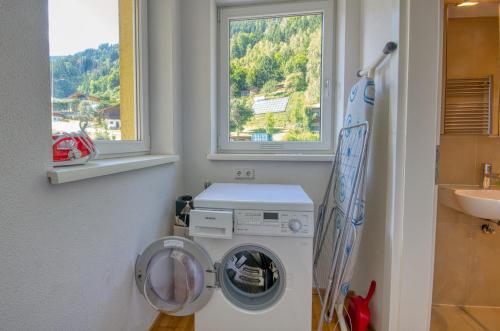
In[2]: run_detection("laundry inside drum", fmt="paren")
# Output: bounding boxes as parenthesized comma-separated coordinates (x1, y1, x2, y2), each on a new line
(221, 246, 286, 310)
(225, 250, 280, 296)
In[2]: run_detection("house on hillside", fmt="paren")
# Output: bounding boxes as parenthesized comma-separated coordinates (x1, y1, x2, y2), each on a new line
(68, 92, 100, 101)
(69, 92, 101, 104)
(101, 104, 121, 130)
(51, 98, 78, 117)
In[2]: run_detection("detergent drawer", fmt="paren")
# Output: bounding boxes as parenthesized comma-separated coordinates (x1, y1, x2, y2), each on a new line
(189, 209, 233, 239)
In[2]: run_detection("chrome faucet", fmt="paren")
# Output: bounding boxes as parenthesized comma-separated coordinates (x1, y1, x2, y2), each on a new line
(482, 163, 500, 189)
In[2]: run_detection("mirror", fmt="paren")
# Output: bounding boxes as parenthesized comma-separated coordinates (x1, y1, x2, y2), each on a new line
(443, 1, 500, 136)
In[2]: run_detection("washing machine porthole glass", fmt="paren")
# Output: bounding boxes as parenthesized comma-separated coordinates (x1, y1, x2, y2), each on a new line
(135, 237, 216, 316)
(219, 244, 286, 311)
(147, 248, 205, 309)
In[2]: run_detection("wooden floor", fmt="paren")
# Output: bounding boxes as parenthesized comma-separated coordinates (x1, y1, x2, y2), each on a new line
(431, 304, 500, 331)
(150, 294, 338, 331)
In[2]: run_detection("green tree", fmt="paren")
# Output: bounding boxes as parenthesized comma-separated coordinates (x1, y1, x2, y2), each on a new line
(230, 62, 248, 96)
(231, 32, 258, 58)
(284, 51, 308, 76)
(285, 72, 307, 92)
(287, 92, 308, 129)
(265, 113, 276, 136)
(305, 28, 322, 105)
(230, 97, 254, 135)
(262, 80, 279, 94)
(77, 100, 99, 124)
(246, 55, 281, 89)
(264, 19, 282, 43)
(283, 16, 306, 41)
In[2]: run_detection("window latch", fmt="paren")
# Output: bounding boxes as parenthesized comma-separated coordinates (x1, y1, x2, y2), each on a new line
(324, 79, 331, 98)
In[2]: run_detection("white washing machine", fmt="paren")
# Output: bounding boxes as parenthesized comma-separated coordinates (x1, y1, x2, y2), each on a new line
(135, 183, 314, 331)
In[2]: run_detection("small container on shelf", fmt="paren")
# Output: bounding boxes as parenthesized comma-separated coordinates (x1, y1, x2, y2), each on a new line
(173, 224, 191, 239)
(173, 195, 193, 239)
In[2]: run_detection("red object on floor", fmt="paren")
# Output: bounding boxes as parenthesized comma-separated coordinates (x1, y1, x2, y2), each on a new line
(346, 280, 376, 331)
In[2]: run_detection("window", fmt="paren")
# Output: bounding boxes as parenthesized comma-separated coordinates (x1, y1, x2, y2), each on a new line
(218, 1, 334, 153)
(49, 0, 149, 156)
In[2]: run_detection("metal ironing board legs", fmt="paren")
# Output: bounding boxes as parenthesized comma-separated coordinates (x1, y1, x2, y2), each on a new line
(313, 122, 370, 331)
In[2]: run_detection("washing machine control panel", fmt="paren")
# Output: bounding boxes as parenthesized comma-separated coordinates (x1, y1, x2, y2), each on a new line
(234, 210, 314, 237)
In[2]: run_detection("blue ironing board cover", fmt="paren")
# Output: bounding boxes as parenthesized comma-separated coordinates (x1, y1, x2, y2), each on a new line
(336, 77, 375, 303)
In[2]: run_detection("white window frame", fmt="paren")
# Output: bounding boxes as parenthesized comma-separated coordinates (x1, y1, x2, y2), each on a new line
(52, 0, 150, 158)
(218, 0, 335, 154)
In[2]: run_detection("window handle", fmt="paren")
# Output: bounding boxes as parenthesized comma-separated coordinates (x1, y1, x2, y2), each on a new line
(324, 79, 331, 98)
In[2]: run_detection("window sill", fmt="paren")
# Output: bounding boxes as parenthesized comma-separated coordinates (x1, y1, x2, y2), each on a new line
(47, 155, 180, 184)
(207, 153, 334, 162)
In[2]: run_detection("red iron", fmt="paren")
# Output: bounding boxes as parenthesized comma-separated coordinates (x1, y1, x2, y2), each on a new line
(52, 123, 98, 166)
(346, 280, 376, 331)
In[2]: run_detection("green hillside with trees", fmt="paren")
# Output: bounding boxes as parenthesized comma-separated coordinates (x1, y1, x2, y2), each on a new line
(50, 16, 323, 142)
(51, 43, 120, 109)
(229, 14, 323, 142)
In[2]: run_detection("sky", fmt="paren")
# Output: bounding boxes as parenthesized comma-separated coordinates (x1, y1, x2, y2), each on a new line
(48, 0, 119, 56)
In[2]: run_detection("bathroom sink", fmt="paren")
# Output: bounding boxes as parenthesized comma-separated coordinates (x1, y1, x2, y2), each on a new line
(454, 189, 500, 220)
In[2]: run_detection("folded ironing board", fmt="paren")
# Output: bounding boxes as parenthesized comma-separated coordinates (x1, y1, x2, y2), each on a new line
(313, 77, 375, 331)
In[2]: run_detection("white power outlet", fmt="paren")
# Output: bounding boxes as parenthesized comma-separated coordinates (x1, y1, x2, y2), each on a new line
(234, 168, 255, 180)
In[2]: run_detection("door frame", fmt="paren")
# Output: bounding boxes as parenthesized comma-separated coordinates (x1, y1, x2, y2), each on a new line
(388, 0, 443, 330)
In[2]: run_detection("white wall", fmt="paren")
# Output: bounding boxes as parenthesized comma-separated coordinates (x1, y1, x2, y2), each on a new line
(179, 0, 333, 211)
(178, 0, 336, 295)
(348, 1, 400, 330)
(0, 0, 412, 330)
(180, 0, 399, 330)
(391, 0, 441, 330)
(0, 0, 182, 330)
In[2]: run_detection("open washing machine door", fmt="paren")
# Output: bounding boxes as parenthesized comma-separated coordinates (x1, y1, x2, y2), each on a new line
(135, 236, 216, 316)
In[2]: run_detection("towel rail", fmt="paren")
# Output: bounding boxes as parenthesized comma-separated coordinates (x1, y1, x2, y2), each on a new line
(444, 76, 492, 135)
